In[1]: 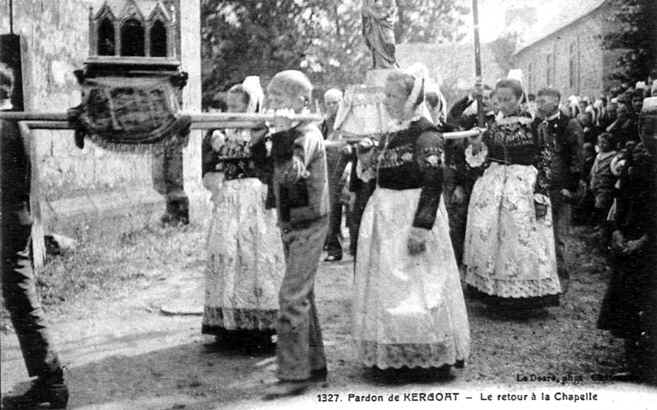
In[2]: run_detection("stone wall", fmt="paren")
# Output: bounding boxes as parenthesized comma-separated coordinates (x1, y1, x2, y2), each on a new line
(514, 5, 620, 98)
(0, 0, 202, 203)
(397, 42, 506, 104)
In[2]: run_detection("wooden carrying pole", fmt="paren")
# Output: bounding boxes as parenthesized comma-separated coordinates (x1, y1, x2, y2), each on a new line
(472, 0, 485, 128)
(0, 111, 481, 140)
(0, 112, 324, 127)
(0, 112, 483, 139)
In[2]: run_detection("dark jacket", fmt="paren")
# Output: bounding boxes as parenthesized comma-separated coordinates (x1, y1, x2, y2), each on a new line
(608, 115, 640, 150)
(446, 95, 495, 131)
(320, 115, 337, 140)
(252, 122, 329, 230)
(598, 145, 657, 382)
(1, 119, 32, 226)
(533, 111, 583, 192)
(582, 125, 601, 145)
(355, 118, 445, 230)
(445, 95, 495, 190)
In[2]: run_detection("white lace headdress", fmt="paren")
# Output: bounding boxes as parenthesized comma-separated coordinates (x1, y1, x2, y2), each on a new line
(242, 76, 264, 114)
(402, 63, 430, 122)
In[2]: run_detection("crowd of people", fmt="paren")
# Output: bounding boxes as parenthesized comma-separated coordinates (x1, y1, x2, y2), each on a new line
(198, 68, 657, 399)
(2, 55, 656, 407)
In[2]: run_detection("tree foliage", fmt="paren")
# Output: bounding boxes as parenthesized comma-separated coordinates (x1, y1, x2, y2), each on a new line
(602, 0, 657, 82)
(201, 0, 468, 105)
(201, 0, 323, 104)
(394, 0, 468, 44)
(488, 32, 518, 75)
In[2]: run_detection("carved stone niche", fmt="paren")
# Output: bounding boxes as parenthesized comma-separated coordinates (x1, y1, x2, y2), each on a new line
(79, 0, 186, 93)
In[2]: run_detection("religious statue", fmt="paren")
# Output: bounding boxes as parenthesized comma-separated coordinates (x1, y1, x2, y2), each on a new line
(362, 0, 398, 69)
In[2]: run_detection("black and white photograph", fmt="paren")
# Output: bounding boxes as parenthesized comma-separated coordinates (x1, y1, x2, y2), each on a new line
(1, 0, 656, 408)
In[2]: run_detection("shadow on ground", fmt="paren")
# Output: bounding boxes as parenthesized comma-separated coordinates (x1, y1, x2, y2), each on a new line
(3, 340, 284, 410)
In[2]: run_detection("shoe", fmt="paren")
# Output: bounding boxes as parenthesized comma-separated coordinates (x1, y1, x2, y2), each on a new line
(160, 211, 188, 227)
(247, 333, 276, 355)
(3, 371, 69, 409)
(160, 198, 190, 226)
(262, 379, 313, 400)
(324, 254, 342, 262)
(310, 367, 328, 382)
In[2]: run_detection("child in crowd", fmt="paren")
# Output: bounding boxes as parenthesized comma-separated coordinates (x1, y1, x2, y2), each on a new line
(578, 111, 600, 145)
(590, 133, 617, 228)
(251, 70, 330, 399)
(573, 142, 596, 225)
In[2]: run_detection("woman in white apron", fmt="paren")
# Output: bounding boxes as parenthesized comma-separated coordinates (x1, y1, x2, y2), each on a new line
(202, 77, 285, 351)
(463, 79, 561, 310)
(352, 69, 470, 373)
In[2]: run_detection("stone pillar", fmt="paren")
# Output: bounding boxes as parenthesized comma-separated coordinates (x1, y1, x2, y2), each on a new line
(178, 0, 204, 222)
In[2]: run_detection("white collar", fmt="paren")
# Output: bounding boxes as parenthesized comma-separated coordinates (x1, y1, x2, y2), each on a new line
(495, 111, 533, 126)
(545, 111, 561, 121)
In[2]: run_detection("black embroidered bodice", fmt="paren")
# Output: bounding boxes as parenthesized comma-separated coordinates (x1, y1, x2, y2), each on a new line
(202, 128, 266, 180)
(362, 117, 445, 230)
(479, 112, 551, 195)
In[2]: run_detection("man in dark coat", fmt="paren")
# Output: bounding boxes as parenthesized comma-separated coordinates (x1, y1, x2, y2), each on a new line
(1, 63, 69, 408)
(534, 88, 584, 290)
(321, 89, 348, 261)
(443, 84, 494, 262)
(345, 140, 377, 259)
(598, 97, 657, 384)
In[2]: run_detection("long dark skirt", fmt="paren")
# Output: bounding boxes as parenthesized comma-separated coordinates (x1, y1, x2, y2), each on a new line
(598, 250, 657, 384)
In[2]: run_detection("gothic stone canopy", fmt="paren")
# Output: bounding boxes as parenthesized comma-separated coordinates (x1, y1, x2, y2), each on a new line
(88, 0, 178, 62)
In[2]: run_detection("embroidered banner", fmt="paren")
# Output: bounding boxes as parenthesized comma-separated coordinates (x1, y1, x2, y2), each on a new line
(67, 76, 190, 152)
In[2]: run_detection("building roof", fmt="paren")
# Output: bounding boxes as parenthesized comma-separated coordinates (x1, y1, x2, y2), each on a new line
(92, 0, 172, 21)
(514, 0, 608, 55)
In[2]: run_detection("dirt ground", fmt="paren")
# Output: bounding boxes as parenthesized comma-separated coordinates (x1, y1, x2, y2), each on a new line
(1, 213, 656, 409)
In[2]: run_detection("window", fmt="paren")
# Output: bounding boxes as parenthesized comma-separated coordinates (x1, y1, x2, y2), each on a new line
(546, 54, 552, 86)
(569, 43, 577, 88)
(97, 18, 115, 56)
(150, 20, 167, 57)
(120, 19, 145, 56)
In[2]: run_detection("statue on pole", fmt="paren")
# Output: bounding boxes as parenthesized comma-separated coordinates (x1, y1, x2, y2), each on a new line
(361, 0, 398, 69)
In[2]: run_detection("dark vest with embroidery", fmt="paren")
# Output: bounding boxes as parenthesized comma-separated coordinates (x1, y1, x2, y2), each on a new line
(376, 117, 440, 190)
(485, 113, 538, 166)
(372, 117, 444, 230)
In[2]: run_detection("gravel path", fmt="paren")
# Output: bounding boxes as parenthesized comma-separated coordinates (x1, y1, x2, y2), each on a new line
(1, 221, 654, 409)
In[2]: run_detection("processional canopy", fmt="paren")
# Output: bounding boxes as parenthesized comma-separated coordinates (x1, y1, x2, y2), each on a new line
(68, 0, 190, 152)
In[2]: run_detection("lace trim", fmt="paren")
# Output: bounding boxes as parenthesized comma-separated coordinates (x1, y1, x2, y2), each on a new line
(465, 269, 561, 298)
(357, 341, 465, 369)
(203, 306, 277, 331)
(465, 143, 488, 168)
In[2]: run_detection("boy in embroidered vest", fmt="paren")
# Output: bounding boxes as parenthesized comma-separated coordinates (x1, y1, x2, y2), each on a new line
(251, 70, 330, 399)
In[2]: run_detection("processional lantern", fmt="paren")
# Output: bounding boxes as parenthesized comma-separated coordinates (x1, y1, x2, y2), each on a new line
(69, 0, 190, 152)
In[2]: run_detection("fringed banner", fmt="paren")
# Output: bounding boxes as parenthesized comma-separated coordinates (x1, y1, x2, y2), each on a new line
(67, 76, 191, 153)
